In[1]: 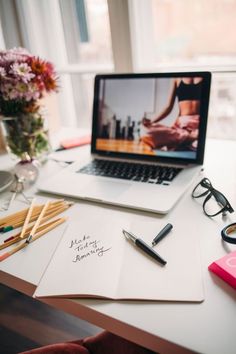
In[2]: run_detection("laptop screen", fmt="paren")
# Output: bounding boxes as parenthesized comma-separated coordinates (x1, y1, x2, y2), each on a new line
(91, 72, 211, 165)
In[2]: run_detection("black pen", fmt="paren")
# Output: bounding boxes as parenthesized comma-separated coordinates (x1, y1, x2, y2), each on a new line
(122, 229, 166, 266)
(152, 223, 173, 247)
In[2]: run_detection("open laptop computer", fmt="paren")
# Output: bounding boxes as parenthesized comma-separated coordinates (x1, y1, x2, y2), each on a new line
(39, 71, 211, 214)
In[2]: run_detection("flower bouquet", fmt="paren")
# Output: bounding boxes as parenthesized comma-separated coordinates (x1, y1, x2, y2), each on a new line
(0, 47, 58, 161)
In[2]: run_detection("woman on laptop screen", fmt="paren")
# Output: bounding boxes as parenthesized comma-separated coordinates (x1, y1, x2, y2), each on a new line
(141, 76, 203, 152)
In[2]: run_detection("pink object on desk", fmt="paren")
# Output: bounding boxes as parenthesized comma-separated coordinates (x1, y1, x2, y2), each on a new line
(208, 251, 236, 289)
(60, 135, 91, 149)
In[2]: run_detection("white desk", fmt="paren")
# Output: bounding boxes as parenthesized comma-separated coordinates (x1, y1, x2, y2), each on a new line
(0, 139, 236, 354)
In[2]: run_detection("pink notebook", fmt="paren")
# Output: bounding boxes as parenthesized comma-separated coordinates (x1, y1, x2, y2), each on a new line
(208, 251, 236, 289)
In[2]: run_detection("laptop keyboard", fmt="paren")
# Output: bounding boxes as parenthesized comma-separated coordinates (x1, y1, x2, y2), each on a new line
(77, 159, 182, 185)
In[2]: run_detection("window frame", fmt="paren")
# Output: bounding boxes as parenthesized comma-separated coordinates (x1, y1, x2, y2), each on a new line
(1, 0, 236, 136)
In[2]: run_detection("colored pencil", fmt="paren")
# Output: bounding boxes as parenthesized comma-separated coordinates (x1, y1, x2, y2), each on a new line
(19, 198, 36, 239)
(0, 199, 65, 227)
(1, 202, 72, 232)
(1, 202, 73, 248)
(0, 217, 67, 261)
(0, 199, 64, 227)
(0, 217, 65, 250)
(0, 200, 71, 232)
(25, 200, 50, 243)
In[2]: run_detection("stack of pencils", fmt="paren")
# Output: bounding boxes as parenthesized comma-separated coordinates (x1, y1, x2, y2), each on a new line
(0, 199, 73, 261)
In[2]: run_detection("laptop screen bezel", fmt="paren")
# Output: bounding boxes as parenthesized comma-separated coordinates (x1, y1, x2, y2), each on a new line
(91, 71, 211, 165)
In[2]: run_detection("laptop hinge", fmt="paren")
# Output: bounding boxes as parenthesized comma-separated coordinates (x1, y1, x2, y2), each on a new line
(91, 154, 197, 168)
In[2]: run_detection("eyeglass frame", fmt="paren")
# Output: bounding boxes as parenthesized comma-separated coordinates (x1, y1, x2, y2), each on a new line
(191, 177, 234, 217)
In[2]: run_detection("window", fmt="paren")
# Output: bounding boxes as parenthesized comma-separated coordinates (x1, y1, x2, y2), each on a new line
(60, 0, 113, 66)
(0, 19, 5, 49)
(0, 0, 114, 130)
(58, 0, 114, 128)
(129, 0, 236, 69)
(0, 0, 235, 140)
(129, 0, 236, 140)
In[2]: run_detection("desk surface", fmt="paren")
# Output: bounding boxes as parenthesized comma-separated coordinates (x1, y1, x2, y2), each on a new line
(0, 139, 236, 354)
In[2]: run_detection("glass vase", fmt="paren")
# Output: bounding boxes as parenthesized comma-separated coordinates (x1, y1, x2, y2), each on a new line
(0, 111, 50, 161)
(0, 111, 50, 185)
(14, 152, 40, 186)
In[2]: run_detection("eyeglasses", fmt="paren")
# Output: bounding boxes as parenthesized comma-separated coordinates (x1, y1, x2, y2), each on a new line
(192, 177, 234, 217)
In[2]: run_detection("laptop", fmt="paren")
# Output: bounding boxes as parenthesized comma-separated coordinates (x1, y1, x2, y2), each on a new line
(39, 71, 211, 214)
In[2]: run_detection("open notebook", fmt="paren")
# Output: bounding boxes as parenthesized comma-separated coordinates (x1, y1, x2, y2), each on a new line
(38, 71, 211, 214)
(34, 204, 204, 302)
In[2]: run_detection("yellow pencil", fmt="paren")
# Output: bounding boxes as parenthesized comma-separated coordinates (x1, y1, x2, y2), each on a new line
(0, 199, 65, 227)
(0, 217, 66, 250)
(0, 199, 61, 225)
(2, 202, 73, 232)
(0, 200, 69, 232)
(25, 200, 50, 243)
(0, 217, 67, 261)
(34, 202, 73, 225)
(19, 198, 36, 239)
(0, 200, 64, 226)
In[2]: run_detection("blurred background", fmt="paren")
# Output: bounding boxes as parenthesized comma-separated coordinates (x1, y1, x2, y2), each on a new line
(1, 0, 236, 141)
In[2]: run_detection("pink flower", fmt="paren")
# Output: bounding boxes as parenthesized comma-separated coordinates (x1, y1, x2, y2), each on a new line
(0, 47, 29, 63)
(0, 67, 6, 77)
(0, 47, 59, 116)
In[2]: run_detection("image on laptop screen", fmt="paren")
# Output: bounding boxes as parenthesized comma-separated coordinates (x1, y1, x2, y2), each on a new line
(93, 73, 210, 163)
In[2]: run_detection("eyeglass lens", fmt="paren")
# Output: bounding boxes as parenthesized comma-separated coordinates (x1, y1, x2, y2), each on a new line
(192, 178, 211, 198)
(203, 192, 228, 216)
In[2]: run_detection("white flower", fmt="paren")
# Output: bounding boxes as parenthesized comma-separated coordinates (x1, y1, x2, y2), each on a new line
(10, 62, 35, 82)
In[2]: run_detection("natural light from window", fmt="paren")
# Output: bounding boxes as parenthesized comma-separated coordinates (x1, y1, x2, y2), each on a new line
(151, 0, 236, 67)
(76, 0, 113, 65)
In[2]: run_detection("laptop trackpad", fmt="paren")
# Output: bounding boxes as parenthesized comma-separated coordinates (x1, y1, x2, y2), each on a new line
(86, 180, 131, 200)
